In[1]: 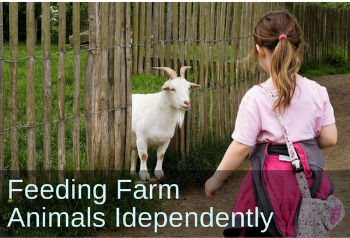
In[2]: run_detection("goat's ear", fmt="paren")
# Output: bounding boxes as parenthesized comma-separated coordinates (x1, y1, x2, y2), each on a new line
(162, 81, 170, 91)
(190, 83, 201, 90)
(161, 85, 169, 91)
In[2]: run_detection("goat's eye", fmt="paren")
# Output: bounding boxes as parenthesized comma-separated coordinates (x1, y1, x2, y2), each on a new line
(170, 88, 176, 92)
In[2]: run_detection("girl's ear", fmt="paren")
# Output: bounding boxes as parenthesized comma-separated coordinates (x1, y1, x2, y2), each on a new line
(256, 44, 265, 58)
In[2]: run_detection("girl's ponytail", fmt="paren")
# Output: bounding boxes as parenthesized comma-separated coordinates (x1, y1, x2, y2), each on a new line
(252, 11, 304, 111)
(270, 35, 301, 111)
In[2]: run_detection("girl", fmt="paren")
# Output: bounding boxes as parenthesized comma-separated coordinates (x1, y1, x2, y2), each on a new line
(205, 11, 337, 237)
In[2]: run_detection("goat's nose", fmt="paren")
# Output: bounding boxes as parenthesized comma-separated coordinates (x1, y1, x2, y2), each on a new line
(184, 100, 190, 106)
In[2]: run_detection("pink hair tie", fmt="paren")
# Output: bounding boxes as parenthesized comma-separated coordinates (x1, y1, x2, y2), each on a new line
(279, 34, 287, 40)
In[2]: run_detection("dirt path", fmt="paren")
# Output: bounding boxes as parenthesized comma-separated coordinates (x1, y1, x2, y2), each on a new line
(95, 74, 350, 237)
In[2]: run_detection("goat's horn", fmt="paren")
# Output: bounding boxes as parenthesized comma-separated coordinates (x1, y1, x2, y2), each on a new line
(152, 67, 177, 80)
(180, 66, 191, 79)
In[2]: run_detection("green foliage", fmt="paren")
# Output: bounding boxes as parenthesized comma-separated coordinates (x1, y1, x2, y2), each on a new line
(325, 47, 347, 67)
(304, 2, 350, 9)
(2, 3, 89, 44)
(299, 59, 350, 79)
(49, 3, 89, 43)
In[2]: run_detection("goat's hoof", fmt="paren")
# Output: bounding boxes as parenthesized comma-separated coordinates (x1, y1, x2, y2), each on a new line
(139, 171, 150, 181)
(154, 170, 164, 180)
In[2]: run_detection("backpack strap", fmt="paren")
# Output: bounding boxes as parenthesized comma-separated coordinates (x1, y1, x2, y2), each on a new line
(260, 82, 311, 198)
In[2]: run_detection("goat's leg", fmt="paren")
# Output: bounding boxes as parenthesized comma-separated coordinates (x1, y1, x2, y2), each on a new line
(154, 139, 170, 180)
(130, 149, 138, 174)
(137, 139, 150, 181)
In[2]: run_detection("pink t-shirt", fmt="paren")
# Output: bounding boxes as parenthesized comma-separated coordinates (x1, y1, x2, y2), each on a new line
(232, 77, 335, 146)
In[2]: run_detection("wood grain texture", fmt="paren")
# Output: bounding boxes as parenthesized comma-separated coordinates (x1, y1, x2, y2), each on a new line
(73, 2, 81, 177)
(58, 2, 66, 183)
(9, 3, 20, 187)
(42, 2, 52, 183)
(26, 2, 36, 185)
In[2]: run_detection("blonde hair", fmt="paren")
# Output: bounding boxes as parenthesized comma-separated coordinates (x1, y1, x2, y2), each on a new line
(252, 11, 304, 111)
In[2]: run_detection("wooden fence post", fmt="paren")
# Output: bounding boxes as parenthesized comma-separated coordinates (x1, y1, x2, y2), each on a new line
(58, 2, 66, 183)
(198, 2, 206, 143)
(42, 2, 52, 183)
(73, 2, 81, 178)
(158, 2, 165, 76)
(125, 2, 132, 171)
(26, 2, 36, 185)
(138, 3, 145, 75)
(108, 2, 116, 169)
(114, 2, 124, 170)
(191, 2, 198, 149)
(85, 3, 95, 174)
(132, 3, 139, 75)
(185, 2, 192, 155)
(152, 3, 159, 76)
(9, 2, 20, 193)
(165, 3, 173, 69)
(101, 2, 109, 171)
(144, 2, 152, 75)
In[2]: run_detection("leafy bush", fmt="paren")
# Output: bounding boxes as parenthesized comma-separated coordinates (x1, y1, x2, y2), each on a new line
(325, 47, 347, 67)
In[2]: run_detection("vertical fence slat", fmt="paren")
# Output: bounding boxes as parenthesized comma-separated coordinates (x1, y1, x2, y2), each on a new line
(185, 2, 192, 156)
(0, 2, 4, 203)
(9, 3, 20, 189)
(215, 3, 221, 140)
(26, 2, 36, 185)
(138, 2, 145, 75)
(85, 3, 95, 173)
(172, 2, 179, 73)
(42, 2, 52, 182)
(101, 2, 109, 171)
(179, 2, 186, 158)
(152, 3, 159, 76)
(168, 2, 179, 152)
(179, 2, 186, 68)
(237, 2, 245, 124)
(224, 3, 231, 135)
(230, 2, 240, 129)
(191, 3, 198, 149)
(132, 3, 139, 75)
(73, 2, 81, 177)
(125, 2, 132, 170)
(92, 3, 102, 170)
(203, 2, 209, 138)
(58, 2, 66, 183)
(198, 3, 205, 143)
(120, 3, 127, 168)
(219, 3, 227, 139)
(144, 2, 152, 75)
(114, 2, 124, 169)
(108, 2, 116, 169)
(165, 4, 173, 69)
(209, 2, 215, 141)
(158, 3, 165, 76)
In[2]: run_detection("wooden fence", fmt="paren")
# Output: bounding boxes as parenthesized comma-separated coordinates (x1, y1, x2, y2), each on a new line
(0, 2, 349, 203)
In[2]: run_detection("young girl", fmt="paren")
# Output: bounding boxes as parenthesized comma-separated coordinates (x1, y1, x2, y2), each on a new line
(205, 11, 337, 237)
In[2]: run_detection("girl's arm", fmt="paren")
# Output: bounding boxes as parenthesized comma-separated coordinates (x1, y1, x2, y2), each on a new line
(318, 123, 337, 149)
(205, 140, 252, 199)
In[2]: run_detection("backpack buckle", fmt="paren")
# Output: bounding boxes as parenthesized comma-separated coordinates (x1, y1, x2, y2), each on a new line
(291, 159, 304, 173)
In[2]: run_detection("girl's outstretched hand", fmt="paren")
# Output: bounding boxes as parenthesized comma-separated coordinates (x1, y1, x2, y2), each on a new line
(205, 176, 223, 199)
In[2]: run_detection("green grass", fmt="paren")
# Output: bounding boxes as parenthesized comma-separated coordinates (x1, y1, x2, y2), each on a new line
(300, 60, 350, 79)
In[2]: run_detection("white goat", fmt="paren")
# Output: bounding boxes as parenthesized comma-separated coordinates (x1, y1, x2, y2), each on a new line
(130, 66, 200, 181)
